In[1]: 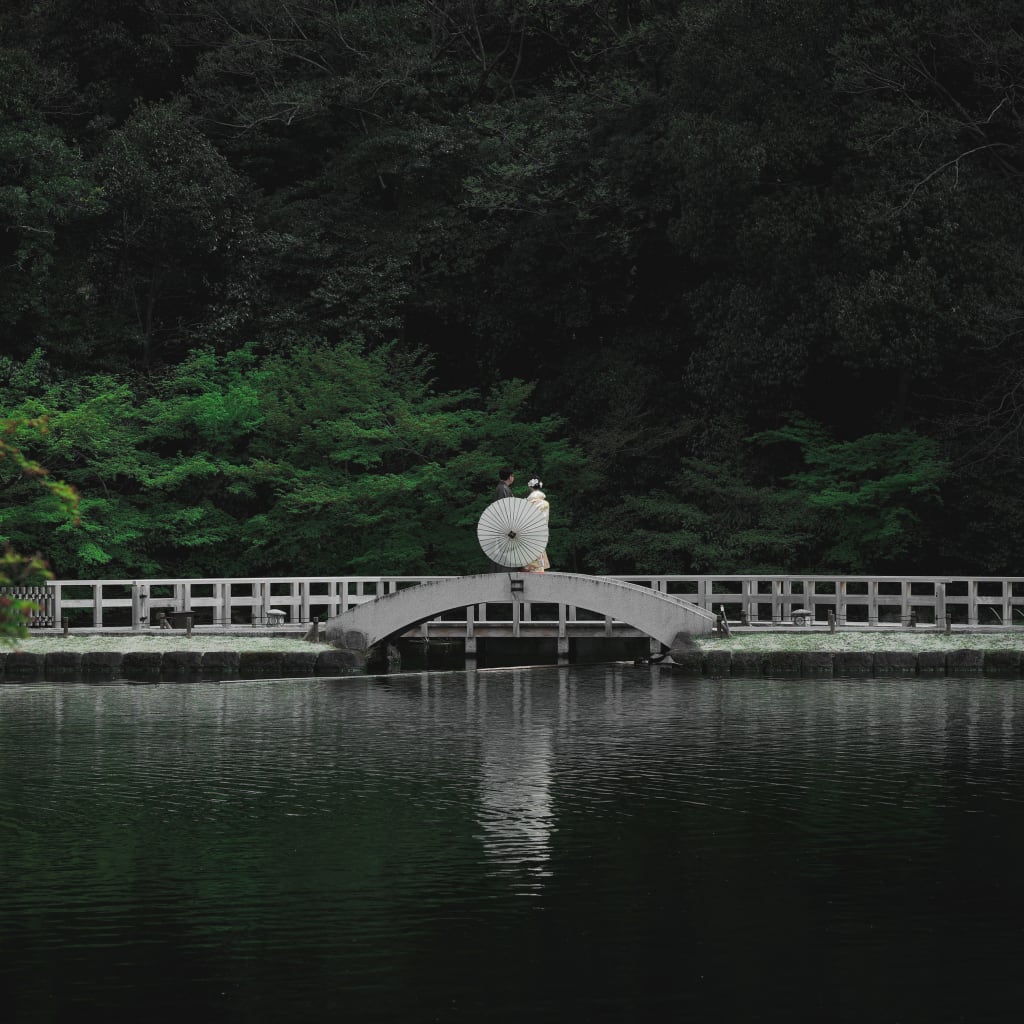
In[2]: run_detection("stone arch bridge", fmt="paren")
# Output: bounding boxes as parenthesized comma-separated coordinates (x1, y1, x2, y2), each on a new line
(325, 572, 716, 658)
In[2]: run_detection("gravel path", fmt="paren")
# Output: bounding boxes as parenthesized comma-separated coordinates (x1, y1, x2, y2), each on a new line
(703, 630, 1024, 652)
(13, 629, 1024, 655)
(16, 634, 322, 654)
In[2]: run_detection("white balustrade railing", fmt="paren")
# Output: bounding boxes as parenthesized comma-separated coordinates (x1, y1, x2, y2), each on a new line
(19, 574, 1024, 631)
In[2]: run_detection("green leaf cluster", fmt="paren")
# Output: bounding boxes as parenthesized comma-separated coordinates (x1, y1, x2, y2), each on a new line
(0, 342, 582, 578)
(0, 416, 78, 643)
(753, 419, 950, 571)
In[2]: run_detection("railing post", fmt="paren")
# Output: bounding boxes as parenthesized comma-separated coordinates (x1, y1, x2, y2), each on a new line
(49, 581, 62, 632)
(131, 581, 147, 631)
(699, 576, 712, 616)
(259, 580, 270, 626)
(219, 581, 231, 627)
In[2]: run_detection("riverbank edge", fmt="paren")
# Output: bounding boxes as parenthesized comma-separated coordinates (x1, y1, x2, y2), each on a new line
(0, 648, 364, 682)
(669, 648, 1021, 676)
(2, 646, 1024, 680)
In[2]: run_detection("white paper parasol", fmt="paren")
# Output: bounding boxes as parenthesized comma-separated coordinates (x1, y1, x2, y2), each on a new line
(478, 497, 549, 568)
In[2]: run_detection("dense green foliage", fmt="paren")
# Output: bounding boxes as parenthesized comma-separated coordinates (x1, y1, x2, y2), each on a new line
(2, 0, 1023, 578)
(0, 417, 78, 642)
(0, 343, 578, 575)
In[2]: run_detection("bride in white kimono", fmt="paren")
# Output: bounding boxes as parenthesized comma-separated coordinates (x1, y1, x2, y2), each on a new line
(522, 478, 550, 572)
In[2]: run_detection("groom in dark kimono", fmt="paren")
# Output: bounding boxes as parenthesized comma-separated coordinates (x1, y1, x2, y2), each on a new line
(494, 467, 514, 503)
(488, 468, 515, 571)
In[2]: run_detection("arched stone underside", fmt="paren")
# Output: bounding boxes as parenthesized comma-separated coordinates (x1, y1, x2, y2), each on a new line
(325, 572, 716, 653)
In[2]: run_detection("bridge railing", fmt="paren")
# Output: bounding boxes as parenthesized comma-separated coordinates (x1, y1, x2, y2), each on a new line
(20, 574, 1024, 631)
(619, 575, 1024, 628)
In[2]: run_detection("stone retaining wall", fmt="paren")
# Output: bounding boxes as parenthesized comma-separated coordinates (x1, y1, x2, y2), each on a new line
(668, 649, 1024, 676)
(0, 648, 365, 682)
(3, 647, 1022, 681)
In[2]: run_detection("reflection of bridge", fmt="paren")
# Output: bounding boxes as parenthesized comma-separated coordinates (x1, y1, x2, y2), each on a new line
(325, 572, 716, 661)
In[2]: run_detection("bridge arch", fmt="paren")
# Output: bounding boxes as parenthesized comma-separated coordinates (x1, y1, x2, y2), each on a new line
(324, 571, 716, 652)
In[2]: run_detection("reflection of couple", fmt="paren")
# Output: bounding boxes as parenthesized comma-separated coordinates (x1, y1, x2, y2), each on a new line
(490, 467, 550, 573)
(476, 676, 555, 884)
(478, 723, 554, 881)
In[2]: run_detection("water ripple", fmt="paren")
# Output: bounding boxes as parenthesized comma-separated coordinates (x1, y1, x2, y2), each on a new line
(3, 672, 1024, 1022)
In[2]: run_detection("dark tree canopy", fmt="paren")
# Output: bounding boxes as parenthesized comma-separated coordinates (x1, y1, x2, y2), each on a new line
(2, 0, 1023, 578)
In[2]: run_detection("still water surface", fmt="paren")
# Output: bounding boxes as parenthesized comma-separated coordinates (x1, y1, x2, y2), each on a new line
(2, 668, 1024, 1023)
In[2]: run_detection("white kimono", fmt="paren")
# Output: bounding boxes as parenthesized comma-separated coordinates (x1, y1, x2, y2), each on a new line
(523, 490, 551, 571)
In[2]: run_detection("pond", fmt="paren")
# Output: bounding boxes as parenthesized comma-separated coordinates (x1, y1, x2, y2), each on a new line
(2, 668, 1023, 1022)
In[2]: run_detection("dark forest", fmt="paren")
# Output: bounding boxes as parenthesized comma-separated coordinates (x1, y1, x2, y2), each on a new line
(2, 0, 1024, 579)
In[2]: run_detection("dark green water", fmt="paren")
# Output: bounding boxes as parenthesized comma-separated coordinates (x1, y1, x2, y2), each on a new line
(2, 668, 1024, 1023)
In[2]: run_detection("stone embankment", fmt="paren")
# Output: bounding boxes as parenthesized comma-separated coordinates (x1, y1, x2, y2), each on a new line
(4, 646, 1022, 680)
(0, 648, 364, 682)
(669, 648, 1022, 676)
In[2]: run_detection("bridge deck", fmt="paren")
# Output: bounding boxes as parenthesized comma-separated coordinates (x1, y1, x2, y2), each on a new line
(325, 572, 717, 652)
